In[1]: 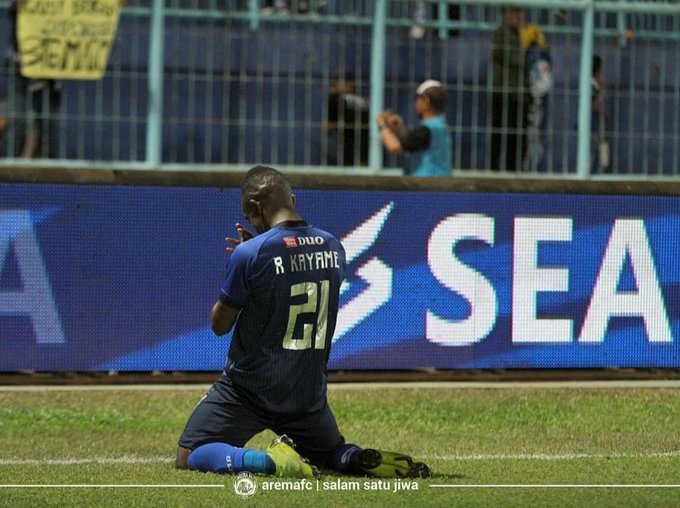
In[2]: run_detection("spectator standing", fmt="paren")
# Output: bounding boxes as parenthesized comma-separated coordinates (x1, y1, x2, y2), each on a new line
(0, 91, 36, 158)
(490, 6, 528, 172)
(376, 79, 452, 177)
(520, 22, 552, 172)
(5, 0, 62, 158)
(591, 55, 610, 173)
(325, 73, 369, 166)
(409, 2, 460, 39)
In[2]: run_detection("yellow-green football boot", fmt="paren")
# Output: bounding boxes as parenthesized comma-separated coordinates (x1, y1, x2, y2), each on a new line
(266, 435, 319, 479)
(356, 449, 431, 478)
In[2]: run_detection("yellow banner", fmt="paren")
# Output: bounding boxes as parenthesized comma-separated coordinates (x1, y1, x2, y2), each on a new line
(18, 0, 121, 80)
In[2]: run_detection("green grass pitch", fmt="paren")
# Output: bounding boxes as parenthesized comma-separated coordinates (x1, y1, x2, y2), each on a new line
(1, 384, 680, 507)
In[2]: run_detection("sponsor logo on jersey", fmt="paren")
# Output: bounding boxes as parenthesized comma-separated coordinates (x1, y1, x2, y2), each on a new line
(283, 236, 298, 248)
(283, 236, 325, 248)
(298, 236, 325, 246)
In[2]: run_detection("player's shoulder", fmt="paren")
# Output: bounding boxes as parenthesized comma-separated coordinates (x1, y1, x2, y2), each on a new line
(306, 224, 336, 239)
(271, 221, 337, 241)
(245, 222, 342, 251)
(239, 227, 302, 259)
(306, 226, 343, 247)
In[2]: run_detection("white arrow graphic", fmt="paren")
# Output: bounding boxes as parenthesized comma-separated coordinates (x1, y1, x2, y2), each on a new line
(334, 202, 394, 342)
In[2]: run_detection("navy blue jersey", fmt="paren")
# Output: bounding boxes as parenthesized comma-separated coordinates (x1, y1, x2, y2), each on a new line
(219, 220, 346, 415)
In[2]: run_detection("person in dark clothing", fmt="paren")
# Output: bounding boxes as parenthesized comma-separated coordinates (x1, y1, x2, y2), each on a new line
(3, 0, 62, 158)
(591, 55, 610, 173)
(325, 73, 369, 166)
(490, 6, 528, 172)
(176, 167, 431, 479)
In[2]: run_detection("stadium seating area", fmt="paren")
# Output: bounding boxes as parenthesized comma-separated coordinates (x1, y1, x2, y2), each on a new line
(0, 2, 678, 174)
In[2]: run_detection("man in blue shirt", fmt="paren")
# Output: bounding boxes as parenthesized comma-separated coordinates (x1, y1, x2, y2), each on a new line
(376, 80, 452, 177)
(176, 166, 430, 479)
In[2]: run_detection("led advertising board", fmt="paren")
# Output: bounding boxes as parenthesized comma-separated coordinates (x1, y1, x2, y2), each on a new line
(1, 183, 678, 370)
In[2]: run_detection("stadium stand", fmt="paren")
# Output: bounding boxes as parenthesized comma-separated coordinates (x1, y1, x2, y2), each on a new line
(0, 0, 678, 175)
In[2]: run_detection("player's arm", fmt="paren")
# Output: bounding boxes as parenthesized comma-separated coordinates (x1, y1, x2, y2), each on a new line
(211, 300, 240, 336)
(213, 224, 252, 335)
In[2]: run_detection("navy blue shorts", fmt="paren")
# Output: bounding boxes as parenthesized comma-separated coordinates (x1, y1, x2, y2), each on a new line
(178, 378, 345, 466)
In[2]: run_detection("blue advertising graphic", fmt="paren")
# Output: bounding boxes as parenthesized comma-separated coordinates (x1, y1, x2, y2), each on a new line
(1, 183, 679, 371)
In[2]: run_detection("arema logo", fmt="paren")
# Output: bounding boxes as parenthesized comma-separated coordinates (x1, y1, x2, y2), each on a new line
(233, 471, 258, 497)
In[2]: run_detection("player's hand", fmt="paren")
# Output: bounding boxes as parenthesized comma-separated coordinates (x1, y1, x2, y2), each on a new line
(225, 223, 254, 253)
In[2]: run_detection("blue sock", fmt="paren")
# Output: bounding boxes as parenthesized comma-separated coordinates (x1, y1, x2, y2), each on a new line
(328, 443, 363, 473)
(188, 443, 273, 474)
(243, 450, 276, 474)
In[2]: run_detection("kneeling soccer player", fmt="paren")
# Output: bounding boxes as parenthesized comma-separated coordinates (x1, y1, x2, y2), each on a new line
(175, 166, 429, 479)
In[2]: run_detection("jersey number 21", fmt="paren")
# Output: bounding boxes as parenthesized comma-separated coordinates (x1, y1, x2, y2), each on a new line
(282, 280, 330, 350)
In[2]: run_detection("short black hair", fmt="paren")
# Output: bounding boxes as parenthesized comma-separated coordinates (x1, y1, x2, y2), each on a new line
(242, 165, 292, 207)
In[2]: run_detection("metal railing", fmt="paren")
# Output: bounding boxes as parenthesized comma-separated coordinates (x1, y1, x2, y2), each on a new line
(0, 0, 678, 177)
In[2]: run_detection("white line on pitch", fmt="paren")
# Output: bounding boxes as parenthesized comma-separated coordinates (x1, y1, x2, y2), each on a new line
(421, 450, 680, 460)
(2, 450, 679, 466)
(429, 484, 680, 489)
(0, 484, 224, 488)
(0, 384, 211, 392)
(0, 456, 173, 465)
(2, 380, 680, 392)
(333, 381, 680, 390)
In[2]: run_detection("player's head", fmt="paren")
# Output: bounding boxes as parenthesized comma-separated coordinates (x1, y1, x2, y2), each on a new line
(415, 80, 447, 116)
(241, 166, 296, 233)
